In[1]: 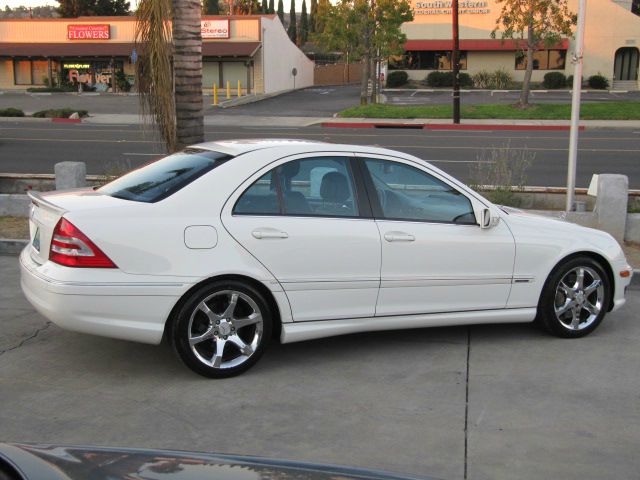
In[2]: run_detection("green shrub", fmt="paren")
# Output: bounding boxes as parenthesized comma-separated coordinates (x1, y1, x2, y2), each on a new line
(386, 71, 409, 88)
(426, 71, 452, 87)
(115, 70, 132, 92)
(588, 74, 609, 89)
(459, 72, 473, 88)
(32, 108, 89, 118)
(27, 85, 76, 93)
(472, 70, 492, 89)
(425, 71, 474, 88)
(543, 72, 567, 89)
(0, 107, 25, 117)
(492, 68, 513, 89)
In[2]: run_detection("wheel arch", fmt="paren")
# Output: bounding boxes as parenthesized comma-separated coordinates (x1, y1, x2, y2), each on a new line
(545, 250, 616, 311)
(162, 274, 283, 345)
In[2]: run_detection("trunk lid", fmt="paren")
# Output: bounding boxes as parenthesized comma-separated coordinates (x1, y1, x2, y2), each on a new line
(27, 189, 132, 265)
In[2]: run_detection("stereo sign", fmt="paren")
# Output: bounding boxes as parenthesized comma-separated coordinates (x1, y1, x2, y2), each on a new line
(201, 19, 230, 39)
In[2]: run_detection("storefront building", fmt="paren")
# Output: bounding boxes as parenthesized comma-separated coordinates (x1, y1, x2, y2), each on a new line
(392, 0, 640, 89)
(0, 15, 314, 93)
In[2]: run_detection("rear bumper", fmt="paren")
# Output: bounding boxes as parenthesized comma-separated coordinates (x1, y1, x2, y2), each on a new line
(19, 248, 186, 345)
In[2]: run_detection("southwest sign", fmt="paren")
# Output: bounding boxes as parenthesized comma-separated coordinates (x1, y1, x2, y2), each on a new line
(67, 24, 111, 40)
(413, 0, 490, 15)
(201, 19, 230, 39)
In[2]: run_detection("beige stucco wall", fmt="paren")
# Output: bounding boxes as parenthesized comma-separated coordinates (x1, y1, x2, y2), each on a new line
(401, 0, 640, 84)
(261, 16, 314, 93)
(0, 59, 15, 89)
(0, 17, 136, 43)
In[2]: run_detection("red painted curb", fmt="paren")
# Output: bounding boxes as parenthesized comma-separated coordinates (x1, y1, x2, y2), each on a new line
(424, 124, 584, 131)
(51, 117, 82, 123)
(321, 122, 585, 131)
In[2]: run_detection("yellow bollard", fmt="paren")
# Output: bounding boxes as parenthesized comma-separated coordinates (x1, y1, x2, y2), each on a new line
(237, 79, 241, 97)
(213, 83, 218, 106)
(226, 80, 231, 99)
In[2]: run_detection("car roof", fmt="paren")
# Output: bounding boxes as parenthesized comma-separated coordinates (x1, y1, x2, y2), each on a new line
(191, 138, 400, 157)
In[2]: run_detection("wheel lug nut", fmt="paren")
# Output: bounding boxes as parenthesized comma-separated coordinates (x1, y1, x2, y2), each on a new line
(214, 331, 218, 335)
(216, 320, 220, 325)
(223, 335, 228, 340)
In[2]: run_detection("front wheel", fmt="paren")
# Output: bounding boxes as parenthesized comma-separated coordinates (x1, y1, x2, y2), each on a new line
(537, 256, 611, 338)
(173, 281, 272, 378)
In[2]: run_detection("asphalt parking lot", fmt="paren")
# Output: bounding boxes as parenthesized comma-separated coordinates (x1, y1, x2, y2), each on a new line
(2, 86, 638, 118)
(1, 254, 639, 480)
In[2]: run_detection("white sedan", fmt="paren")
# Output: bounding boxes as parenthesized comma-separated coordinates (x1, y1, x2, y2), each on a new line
(20, 140, 633, 377)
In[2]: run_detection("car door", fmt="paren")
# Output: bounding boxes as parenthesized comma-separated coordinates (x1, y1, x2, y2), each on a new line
(222, 154, 381, 322)
(358, 155, 516, 316)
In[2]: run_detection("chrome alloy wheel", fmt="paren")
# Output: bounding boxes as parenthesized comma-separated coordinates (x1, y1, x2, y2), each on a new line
(554, 266, 605, 331)
(188, 290, 263, 369)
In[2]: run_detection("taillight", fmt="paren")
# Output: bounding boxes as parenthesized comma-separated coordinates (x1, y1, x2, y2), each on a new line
(49, 218, 117, 268)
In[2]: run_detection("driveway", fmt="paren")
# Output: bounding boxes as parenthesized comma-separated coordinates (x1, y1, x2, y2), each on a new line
(1, 254, 638, 480)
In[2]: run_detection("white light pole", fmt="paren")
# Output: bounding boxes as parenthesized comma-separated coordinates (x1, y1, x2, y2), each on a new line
(566, 0, 587, 211)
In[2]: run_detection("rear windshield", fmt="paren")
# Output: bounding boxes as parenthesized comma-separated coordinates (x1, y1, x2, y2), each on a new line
(99, 148, 232, 203)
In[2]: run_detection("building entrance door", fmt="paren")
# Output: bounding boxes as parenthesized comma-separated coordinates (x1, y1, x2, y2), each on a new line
(614, 47, 639, 81)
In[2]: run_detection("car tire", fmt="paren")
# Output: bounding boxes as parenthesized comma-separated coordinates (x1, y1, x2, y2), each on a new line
(536, 256, 611, 338)
(173, 280, 272, 378)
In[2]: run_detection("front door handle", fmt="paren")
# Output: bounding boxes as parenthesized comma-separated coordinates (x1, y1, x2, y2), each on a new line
(384, 231, 415, 242)
(252, 228, 289, 239)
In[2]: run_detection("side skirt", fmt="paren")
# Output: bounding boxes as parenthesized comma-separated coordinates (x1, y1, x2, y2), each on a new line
(280, 308, 537, 344)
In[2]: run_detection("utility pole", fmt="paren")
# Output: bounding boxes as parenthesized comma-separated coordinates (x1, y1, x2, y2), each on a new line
(451, 0, 460, 124)
(566, 0, 586, 211)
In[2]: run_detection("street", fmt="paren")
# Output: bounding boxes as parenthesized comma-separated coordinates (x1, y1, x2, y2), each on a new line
(1, 120, 639, 188)
(1, 255, 638, 480)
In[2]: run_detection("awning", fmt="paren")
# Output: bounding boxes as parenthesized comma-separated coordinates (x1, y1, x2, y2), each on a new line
(0, 41, 261, 58)
(202, 41, 260, 57)
(404, 39, 569, 51)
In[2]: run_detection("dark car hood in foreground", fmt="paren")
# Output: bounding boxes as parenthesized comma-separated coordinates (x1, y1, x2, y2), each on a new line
(0, 443, 439, 480)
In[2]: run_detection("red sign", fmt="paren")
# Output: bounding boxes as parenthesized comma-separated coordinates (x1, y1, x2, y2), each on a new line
(67, 24, 110, 40)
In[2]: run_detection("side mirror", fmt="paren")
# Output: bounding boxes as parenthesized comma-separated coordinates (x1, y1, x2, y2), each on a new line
(479, 208, 499, 229)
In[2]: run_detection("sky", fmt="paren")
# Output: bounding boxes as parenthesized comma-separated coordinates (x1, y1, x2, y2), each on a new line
(3, 0, 314, 11)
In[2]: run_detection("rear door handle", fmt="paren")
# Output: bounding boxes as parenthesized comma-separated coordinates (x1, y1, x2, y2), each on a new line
(252, 228, 289, 239)
(384, 231, 415, 242)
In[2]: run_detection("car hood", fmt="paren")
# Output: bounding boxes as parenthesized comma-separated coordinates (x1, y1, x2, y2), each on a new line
(0, 443, 438, 480)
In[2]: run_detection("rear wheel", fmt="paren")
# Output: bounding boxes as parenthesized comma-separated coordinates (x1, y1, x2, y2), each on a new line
(537, 256, 610, 338)
(173, 280, 272, 378)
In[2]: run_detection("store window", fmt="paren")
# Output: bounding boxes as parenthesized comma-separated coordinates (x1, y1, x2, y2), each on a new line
(13, 59, 48, 85)
(388, 51, 468, 70)
(31, 61, 48, 85)
(515, 50, 566, 70)
(13, 60, 31, 85)
(62, 60, 124, 91)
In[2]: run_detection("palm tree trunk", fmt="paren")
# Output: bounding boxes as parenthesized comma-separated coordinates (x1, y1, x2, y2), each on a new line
(172, 0, 204, 147)
(519, 20, 534, 108)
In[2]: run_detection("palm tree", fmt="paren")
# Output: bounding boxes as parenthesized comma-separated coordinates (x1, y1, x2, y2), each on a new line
(135, 0, 204, 152)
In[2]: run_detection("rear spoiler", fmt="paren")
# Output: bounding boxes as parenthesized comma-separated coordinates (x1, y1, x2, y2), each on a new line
(27, 190, 68, 215)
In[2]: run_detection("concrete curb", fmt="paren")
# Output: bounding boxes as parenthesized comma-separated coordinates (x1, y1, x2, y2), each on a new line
(0, 239, 27, 255)
(213, 89, 295, 109)
(321, 121, 585, 131)
(382, 88, 634, 94)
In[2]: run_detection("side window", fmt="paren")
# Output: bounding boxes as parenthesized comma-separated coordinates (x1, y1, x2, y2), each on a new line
(233, 157, 359, 217)
(233, 171, 279, 215)
(363, 158, 476, 224)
